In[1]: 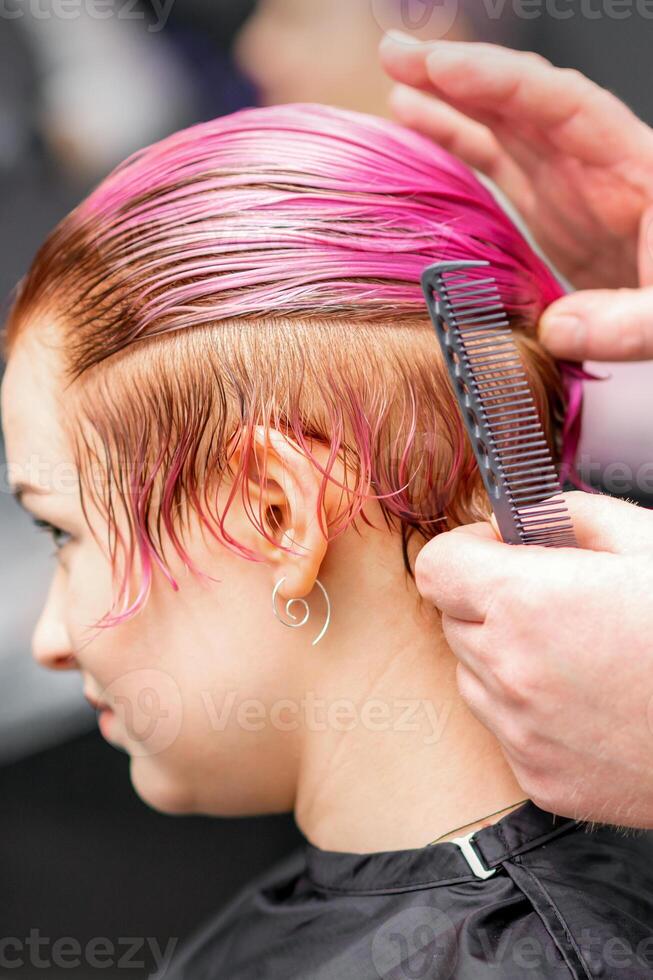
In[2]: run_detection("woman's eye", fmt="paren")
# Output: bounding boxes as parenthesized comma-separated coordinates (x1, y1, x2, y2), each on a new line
(32, 518, 73, 555)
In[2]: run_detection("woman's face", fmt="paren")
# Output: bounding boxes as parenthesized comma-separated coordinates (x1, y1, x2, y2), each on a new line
(233, 0, 392, 113)
(1, 323, 312, 818)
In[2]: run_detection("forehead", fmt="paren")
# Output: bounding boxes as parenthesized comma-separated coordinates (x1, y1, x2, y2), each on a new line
(1, 322, 73, 493)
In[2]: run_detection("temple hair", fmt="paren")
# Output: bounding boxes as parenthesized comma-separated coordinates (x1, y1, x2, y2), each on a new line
(2, 102, 581, 627)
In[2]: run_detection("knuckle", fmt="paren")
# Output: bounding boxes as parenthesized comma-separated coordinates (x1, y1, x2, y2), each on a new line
(497, 712, 535, 758)
(414, 536, 451, 599)
(484, 578, 513, 624)
(559, 66, 589, 90)
(475, 642, 500, 675)
(456, 664, 483, 711)
(525, 50, 552, 70)
(493, 659, 533, 706)
(511, 720, 543, 762)
(518, 568, 555, 612)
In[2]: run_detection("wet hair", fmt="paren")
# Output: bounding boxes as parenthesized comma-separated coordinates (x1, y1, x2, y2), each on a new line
(2, 103, 582, 626)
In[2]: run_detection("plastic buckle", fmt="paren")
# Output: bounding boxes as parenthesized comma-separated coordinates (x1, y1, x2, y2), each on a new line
(451, 831, 497, 880)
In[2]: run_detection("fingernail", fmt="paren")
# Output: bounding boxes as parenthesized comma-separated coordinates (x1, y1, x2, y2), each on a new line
(385, 29, 422, 45)
(539, 314, 587, 357)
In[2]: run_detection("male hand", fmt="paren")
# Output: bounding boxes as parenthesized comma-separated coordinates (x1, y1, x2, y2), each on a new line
(379, 36, 653, 362)
(415, 491, 653, 828)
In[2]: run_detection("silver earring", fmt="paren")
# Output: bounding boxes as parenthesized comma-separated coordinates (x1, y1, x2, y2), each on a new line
(271, 577, 331, 646)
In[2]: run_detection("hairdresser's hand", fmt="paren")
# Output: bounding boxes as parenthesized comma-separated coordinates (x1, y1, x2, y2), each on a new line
(538, 208, 653, 360)
(379, 35, 653, 293)
(415, 491, 653, 828)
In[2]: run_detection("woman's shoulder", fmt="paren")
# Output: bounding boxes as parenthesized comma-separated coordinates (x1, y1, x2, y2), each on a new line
(154, 847, 308, 979)
(155, 815, 653, 980)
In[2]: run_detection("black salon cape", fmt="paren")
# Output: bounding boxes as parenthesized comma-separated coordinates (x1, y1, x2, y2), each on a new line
(158, 802, 653, 979)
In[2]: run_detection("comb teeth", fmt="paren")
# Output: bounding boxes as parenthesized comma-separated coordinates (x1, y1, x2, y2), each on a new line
(421, 260, 577, 548)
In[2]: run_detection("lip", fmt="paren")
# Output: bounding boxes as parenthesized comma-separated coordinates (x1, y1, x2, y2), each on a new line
(83, 689, 109, 713)
(84, 689, 118, 741)
(97, 705, 115, 739)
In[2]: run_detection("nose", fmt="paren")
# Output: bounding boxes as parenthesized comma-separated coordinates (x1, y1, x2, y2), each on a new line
(31, 569, 78, 671)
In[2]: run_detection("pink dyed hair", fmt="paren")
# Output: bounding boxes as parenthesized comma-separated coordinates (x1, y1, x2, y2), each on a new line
(3, 102, 582, 627)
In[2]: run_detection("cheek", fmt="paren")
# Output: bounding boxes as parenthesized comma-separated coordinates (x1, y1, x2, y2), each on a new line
(66, 542, 119, 656)
(114, 660, 299, 817)
(100, 667, 185, 754)
(69, 523, 301, 814)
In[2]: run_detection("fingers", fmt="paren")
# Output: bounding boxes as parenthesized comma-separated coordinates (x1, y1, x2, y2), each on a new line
(388, 83, 534, 212)
(457, 492, 653, 557)
(415, 521, 518, 622)
(539, 286, 653, 361)
(540, 206, 653, 360)
(455, 662, 504, 741)
(389, 83, 497, 167)
(442, 614, 499, 688)
(416, 491, 653, 622)
(561, 491, 653, 555)
(379, 34, 434, 92)
(447, 520, 500, 543)
(380, 37, 649, 165)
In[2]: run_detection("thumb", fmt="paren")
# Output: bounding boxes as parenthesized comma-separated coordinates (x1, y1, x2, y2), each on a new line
(538, 286, 653, 362)
(446, 516, 502, 542)
(560, 490, 653, 555)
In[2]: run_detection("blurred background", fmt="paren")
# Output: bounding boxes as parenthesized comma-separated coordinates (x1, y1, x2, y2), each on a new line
(1, 1, 652, 976)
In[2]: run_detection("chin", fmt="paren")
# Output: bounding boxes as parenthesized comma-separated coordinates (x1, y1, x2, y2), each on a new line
(129, 757, 198, 816)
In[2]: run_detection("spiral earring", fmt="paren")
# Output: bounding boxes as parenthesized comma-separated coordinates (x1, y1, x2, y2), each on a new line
(271, 577, 331, 646)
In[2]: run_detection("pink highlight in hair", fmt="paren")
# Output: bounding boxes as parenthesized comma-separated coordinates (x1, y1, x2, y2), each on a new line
(5, 103, 594, 628)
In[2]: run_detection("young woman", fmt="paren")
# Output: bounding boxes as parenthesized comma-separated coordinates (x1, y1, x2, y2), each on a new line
(3, 103, 652, 979)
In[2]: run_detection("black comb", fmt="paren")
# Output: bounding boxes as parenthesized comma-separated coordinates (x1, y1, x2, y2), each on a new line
(421, 260, 577, 548)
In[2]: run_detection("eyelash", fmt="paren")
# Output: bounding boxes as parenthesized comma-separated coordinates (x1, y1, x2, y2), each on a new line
(32, 518, 72, 556)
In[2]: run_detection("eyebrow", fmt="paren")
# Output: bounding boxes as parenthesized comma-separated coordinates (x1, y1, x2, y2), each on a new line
(10, 482, 50, 510)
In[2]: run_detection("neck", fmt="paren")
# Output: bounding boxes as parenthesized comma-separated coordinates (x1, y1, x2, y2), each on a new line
(293, 543, 524, 853)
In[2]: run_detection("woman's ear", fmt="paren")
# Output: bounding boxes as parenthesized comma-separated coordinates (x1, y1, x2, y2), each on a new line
(230, 425, 331, 600)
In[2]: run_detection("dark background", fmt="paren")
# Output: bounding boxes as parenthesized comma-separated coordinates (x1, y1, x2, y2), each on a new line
(1, 2, 652, 977)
